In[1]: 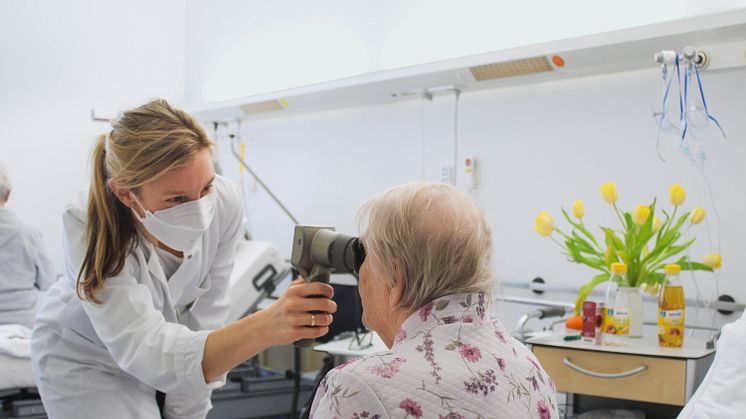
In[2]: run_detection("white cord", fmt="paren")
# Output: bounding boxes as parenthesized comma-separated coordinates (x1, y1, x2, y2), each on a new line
(420, 95, 426, 180)
(453, 89, 461, 186)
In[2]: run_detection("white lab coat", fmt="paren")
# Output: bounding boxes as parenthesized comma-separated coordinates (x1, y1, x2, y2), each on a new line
(678, 311, 746, 418)
(31, 175, 242, 419)
(0, 207, 56, 328)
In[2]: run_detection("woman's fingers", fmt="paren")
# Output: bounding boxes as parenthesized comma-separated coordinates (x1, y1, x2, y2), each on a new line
(266, 279, 339, 344)
(291, 282, 334, 299)
(293, 297, 337, 315)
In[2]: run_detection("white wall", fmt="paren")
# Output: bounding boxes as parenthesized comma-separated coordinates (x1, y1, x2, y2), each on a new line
(213, 66, 746, 320)
(185, 1, 746, 331)
(185, 0, 746, 103)
(0, 0, 186, 274)
(2, 1, 743, 331)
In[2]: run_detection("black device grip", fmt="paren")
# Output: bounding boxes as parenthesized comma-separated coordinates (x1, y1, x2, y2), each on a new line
(293, 268, 331, 348)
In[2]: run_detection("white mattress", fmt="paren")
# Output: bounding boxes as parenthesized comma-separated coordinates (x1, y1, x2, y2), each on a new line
(0, 324, 36, 390)
(0, 353, 35, 390)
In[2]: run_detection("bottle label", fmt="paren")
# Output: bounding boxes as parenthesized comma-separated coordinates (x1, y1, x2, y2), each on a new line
(613, 308, 630, 336)
(660, 309, 684, 323)
(659, 309, 685, 338)
(602, 307, 630, 336)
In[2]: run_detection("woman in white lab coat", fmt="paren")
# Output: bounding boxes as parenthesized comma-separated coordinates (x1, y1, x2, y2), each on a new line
(30, 99, 336, 419)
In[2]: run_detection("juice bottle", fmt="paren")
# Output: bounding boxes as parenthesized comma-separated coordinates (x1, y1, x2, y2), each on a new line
(603, 263, 629, 345)
(658, 264, 685, 347)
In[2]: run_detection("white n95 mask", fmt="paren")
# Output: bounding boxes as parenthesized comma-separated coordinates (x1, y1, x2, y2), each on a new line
(130, 192, 217, 252)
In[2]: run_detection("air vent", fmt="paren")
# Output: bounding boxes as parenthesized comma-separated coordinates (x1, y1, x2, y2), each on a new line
(470, 56, 554, 81)
(240, 99, 288, 115)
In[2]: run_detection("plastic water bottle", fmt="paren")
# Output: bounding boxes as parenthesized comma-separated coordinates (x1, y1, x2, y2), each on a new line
(603, 263, 630, 345)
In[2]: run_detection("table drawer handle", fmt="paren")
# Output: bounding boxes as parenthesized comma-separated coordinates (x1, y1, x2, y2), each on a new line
(563, 357, 648, 379)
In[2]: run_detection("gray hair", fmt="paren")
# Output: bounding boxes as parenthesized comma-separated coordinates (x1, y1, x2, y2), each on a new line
(0, 163, 10, 202)
(358, 181, 494, 312)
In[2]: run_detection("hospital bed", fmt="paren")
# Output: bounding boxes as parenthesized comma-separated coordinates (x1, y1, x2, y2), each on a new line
(0, 324, 45, 418)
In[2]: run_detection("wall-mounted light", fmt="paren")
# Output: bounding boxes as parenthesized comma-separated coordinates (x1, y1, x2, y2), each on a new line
(470, 55, 556, 81)
(240, 99, 289, 115)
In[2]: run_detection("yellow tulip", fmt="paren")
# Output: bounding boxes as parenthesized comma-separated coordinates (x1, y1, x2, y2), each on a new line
(703, 252, 722, 269)
(572, 200, 585, 219)
(600, 182, 618, 204)
(690, 207, 706, 225)
(534, 211, 554, 237)
(632, 205, 651, 225)
(652, 216, 662, 233)
(669, 184, 686, 206)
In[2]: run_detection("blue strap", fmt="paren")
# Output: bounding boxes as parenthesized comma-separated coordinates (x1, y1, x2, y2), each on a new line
(680, 60, 689, 144)
(694, 65, 727, 139)
(675, 57, 683, 122)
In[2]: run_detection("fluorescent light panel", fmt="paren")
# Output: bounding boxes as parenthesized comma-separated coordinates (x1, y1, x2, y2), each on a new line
(240, 99, 288, 115)
(470, 56, 554, 80)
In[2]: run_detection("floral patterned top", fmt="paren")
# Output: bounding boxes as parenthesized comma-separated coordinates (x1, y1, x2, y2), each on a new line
(310, 293, 559, 419)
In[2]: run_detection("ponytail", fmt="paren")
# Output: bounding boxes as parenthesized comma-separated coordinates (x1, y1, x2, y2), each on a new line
(76, 134, 138, 303)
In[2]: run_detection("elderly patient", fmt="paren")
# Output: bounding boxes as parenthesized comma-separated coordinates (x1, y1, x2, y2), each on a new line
(0, 163, 55, 328)
(310, 181, 558, 419)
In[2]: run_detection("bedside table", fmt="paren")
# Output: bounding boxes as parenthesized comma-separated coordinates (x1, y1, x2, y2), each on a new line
(527, 335, 715, 406)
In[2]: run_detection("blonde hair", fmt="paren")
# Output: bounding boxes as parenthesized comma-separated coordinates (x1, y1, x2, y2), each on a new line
(77, 99, 213, 303)
(358, 181, 494, 312)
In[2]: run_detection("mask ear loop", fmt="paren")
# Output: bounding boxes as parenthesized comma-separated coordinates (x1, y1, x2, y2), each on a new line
(128, 191, 150, 222)
(680, 58, 701, 165)
(694, 64, 727, 140)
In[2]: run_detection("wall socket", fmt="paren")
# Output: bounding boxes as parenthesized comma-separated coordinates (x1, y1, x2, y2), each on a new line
(440, 164, 454, 184)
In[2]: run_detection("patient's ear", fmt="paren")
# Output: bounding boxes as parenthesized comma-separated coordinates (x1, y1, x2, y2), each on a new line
(388, 260, 405, 308)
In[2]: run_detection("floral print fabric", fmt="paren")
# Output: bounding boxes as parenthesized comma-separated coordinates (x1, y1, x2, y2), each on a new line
(310, 293, 559, 419)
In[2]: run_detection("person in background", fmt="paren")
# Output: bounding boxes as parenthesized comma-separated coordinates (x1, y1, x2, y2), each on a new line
(0, 163, 55, 328)
(310, 181, 559, 419)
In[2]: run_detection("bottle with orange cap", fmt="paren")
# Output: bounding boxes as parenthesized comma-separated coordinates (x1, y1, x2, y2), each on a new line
(659, 264, 685, 347)
(602, 263, 630, 345)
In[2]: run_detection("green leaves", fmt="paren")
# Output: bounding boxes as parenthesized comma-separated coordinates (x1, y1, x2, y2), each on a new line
(445, 340, 464, 351)
(544, 190, 712, 310)
(673, 256, 714, 273)
(574, 273, 610, 315)
(562, 208, 601, 250)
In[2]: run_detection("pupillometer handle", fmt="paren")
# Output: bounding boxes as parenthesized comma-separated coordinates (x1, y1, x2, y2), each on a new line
(293, 266, 331, 348)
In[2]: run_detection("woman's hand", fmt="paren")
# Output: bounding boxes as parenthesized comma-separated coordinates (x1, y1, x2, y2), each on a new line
(259, 278, 337, 347)
(202, 279, 337, 383)
(203, 278, 337, 382)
